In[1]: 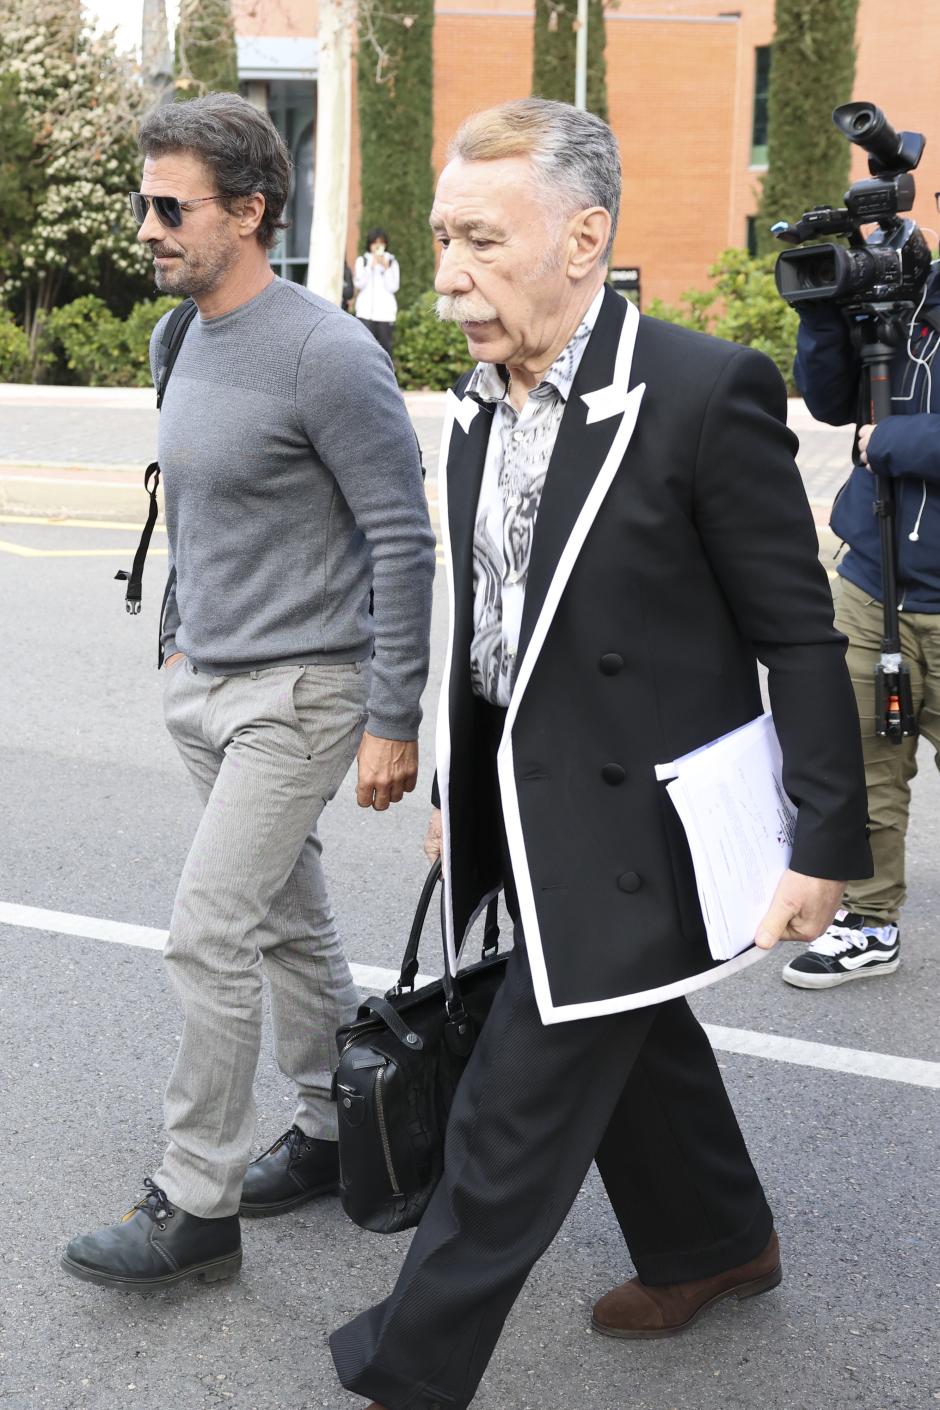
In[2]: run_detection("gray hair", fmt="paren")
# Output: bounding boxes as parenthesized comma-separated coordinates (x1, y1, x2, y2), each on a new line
(138, 92, 291, 249)
(447, 98, 621, 261)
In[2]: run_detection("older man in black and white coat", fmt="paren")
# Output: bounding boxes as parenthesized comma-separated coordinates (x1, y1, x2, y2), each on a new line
(330, 98, 872, 1410)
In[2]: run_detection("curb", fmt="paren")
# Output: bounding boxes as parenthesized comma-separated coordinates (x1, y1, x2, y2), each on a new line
(0, 463, 149, 521)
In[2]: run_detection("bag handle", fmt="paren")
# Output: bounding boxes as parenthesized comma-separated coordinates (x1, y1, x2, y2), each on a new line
(360, 995, 424, 1050)
(392, 859, 500, 1003)
(394, 859, 444, 994)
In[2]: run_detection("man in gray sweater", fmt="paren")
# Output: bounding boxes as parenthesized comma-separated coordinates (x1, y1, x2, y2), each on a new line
(62, 94, 436, 1290)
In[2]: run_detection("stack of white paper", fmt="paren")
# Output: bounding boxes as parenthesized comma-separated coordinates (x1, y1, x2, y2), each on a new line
(655, 713, 796, 963)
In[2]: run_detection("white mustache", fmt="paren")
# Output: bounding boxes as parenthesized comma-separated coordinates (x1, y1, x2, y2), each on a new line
(436, 294, 498, 324)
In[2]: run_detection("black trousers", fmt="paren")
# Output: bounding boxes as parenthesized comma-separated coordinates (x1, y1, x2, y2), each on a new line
(331, 708, 773, 1410)
(359, 317, 395, 361)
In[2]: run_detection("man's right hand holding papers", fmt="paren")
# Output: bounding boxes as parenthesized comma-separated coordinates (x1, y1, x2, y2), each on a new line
(754, 870, 845, 951)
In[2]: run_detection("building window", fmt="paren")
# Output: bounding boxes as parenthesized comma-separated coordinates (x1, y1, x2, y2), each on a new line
(751, 45, 771, 167)
(259, 80, 317, 285)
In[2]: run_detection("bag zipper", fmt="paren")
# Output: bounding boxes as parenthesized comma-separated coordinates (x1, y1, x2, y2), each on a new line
(375, 1065, 402, 1197)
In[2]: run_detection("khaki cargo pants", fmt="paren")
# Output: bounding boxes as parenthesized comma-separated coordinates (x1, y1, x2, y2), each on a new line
(836, 577, 940, 923)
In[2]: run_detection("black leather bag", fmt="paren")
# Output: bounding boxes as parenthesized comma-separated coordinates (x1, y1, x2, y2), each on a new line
(333, 860, 507, 1233)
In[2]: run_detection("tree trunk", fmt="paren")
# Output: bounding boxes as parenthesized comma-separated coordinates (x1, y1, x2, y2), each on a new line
(25, 270, 60, 378)
(142, 0, 174, 107)
(307, 0, 352, 304)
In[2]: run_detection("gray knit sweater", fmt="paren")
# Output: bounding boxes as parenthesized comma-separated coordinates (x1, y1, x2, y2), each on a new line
(150, 277, 436, 739)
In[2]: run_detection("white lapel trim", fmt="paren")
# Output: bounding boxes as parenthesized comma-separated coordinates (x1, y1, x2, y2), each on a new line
(580, 297, 640, 425)
(452, 390, 480, 435)
(496, 381, 645, 1021)
(494, 299, 647, 1023)
(435, 391, 461, 974)
(534, 946, 767, 1024)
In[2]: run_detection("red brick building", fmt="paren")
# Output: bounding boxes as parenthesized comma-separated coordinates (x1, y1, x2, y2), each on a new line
(232, 0, 940, 307)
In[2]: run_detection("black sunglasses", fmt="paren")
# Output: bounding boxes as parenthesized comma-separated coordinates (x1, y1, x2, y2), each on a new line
(129, 192, 224, 228)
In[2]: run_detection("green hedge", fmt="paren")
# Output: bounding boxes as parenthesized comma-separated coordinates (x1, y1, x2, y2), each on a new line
(46, 294, 181, 387)
(0, 305, 31, 381)
(648, 248, 800, 391)
(394, 292, 472, 390)
(14, 263, 799, 394)
(14, 290, 471, 390)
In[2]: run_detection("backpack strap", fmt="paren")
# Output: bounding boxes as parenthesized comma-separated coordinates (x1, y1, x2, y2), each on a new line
(114, 461, 162, 615)
(114, 299, 197, 615)
(156, 298, 197, 410)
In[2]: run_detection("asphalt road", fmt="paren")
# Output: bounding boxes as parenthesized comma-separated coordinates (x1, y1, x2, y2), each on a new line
(0, 398, 938, 1410)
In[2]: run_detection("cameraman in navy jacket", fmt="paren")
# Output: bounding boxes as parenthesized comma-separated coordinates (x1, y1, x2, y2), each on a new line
(782, 274, 940, 989)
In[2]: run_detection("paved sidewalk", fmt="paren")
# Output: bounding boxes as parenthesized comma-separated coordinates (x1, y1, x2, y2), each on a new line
(0, 384, 853, 522)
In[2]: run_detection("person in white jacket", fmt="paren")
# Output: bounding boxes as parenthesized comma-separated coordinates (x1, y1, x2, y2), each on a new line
(354, 228, 400, 360)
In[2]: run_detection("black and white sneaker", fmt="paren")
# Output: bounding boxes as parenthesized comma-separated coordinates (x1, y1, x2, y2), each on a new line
(781, 910, 900, 989)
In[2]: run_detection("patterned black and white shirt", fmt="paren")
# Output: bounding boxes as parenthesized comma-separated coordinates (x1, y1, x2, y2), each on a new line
(468, 288, 603, 706)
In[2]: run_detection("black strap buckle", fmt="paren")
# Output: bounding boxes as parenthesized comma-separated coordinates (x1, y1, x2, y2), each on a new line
(115, 461, 161, 613)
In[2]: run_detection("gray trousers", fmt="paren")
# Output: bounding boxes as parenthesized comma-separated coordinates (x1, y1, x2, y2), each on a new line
(156, 659, 369, 1217)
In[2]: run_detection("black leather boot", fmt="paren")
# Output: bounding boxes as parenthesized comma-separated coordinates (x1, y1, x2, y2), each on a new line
(239, 1125, 339, 1217)
(61, 1178, 241, 1290)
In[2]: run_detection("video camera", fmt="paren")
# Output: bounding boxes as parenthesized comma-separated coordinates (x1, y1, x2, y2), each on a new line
(771, 102, 932, 310)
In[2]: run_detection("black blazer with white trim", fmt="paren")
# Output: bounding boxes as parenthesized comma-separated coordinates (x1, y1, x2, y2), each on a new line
(435, 285, 871, 1024)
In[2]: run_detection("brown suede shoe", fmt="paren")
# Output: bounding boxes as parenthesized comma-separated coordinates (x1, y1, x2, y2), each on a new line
(591, 1231, 781, 1339)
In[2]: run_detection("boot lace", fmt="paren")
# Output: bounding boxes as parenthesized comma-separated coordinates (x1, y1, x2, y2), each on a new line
(263, 1124, 307, 1160)
(124, 1177, 176, 1229)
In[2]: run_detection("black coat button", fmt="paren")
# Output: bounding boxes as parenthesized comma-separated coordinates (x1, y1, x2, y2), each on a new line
(602, 763, 626, 785)
(599, 652, 624, 676)
(617, 871, 642, 893)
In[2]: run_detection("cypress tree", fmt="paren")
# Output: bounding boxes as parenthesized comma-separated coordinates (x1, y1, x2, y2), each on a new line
(532, 0, 608, 122)
(756, 0, 860, 254)
(174, 0, 239, 99)
(357, 0, 435, 308)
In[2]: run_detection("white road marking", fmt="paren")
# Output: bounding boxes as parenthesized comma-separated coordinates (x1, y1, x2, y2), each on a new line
(0, 902, 437, 989)
(2, 901, 937, 1089)
(701, 1023, 940, 1089)
(0, 903, 167, 951)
